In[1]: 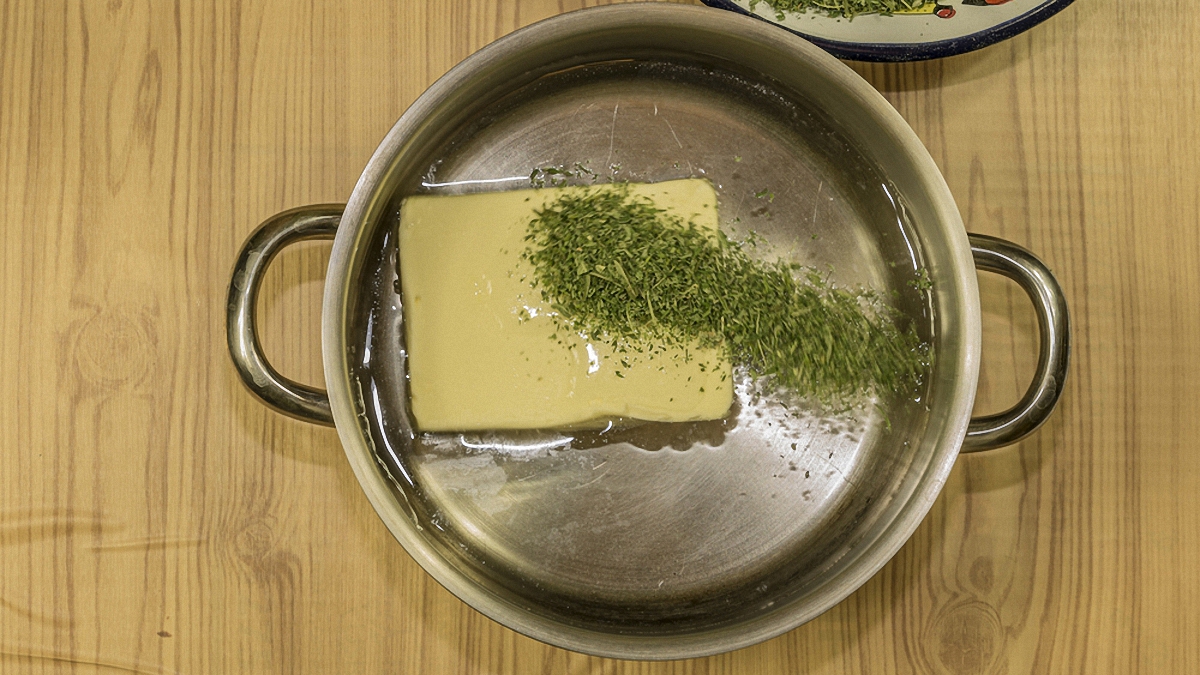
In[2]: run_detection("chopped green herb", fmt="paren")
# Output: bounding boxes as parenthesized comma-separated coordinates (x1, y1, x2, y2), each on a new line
(522, 187, 927, 408)
(908, 267, 933, 291)
(749, 0, 928, 20)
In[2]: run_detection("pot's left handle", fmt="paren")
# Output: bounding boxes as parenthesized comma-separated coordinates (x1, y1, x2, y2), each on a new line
(227, 205, 343, 426)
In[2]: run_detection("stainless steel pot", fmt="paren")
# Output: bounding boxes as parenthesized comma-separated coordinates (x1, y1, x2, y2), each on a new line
(227, 4, 1068, 660)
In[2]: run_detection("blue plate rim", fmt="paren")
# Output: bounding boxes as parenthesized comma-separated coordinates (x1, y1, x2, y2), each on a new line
(699, 0, 1076, 62)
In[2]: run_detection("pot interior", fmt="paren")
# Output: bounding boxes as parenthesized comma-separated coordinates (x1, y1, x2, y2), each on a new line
(329, 5, 976, 659)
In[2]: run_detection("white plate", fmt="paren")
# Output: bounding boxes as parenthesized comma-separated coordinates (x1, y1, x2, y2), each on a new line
(701, 0, 1075, 61)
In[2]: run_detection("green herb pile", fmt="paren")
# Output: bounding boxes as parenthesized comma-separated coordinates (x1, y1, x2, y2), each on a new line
(748, 0, 927, 20)
(522, 187, 928, 408)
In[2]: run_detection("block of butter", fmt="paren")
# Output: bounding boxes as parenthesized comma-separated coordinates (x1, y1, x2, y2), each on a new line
(398, 179, 733, 431)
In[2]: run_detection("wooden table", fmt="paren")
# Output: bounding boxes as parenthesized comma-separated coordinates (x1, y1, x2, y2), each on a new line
(2, 1, 1196, 672)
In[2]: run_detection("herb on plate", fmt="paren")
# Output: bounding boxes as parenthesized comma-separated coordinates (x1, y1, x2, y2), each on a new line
(749, 0, 928, 20)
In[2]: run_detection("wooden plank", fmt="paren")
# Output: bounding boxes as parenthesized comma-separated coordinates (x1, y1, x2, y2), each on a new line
(0, 0, 1196, 672)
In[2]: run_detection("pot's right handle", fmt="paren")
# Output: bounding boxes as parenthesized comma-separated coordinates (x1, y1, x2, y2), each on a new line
(963, 234, 1070, 452)
(227, 205, 343, 426)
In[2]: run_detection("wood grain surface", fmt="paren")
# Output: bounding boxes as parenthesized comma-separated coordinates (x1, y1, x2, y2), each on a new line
(1, 0, 1197, 673)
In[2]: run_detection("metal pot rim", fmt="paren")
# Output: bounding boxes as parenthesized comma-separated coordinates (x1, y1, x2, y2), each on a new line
(322, 3, 978, 659)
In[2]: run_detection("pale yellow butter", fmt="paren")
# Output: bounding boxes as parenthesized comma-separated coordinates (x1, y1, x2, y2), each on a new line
(399, 179, 733, 431)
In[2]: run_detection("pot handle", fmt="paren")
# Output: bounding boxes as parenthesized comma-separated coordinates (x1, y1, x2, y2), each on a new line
(227, 205, 343, 426)
(962, 233, 1070, 452)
